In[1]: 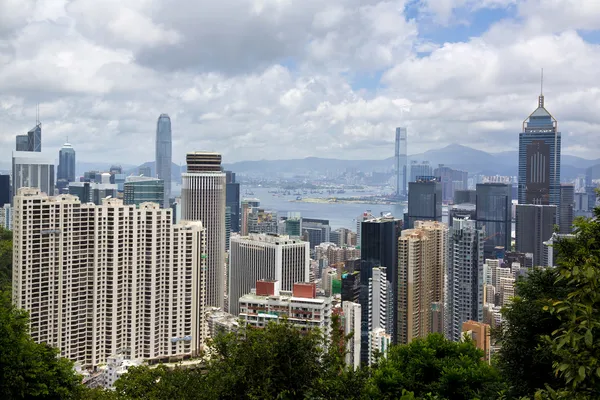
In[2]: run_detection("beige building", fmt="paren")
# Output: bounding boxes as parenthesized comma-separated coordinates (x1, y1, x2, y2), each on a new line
(12, 188, 207, 368)
(462, 320, 491, 362)
(397, 221, 448, 344)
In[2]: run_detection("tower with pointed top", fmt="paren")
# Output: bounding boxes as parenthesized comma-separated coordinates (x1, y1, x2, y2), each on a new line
(517, 77, 561, 208)
(156, 114, 172, 207)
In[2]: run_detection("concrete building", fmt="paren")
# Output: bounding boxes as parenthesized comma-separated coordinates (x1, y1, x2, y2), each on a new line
(559, 184, 574, 234)
(0, 204, 12, 230)
(205, 308, 239, 338)
(406, 177, 442, 229)
(397, 221, 448, 344)
(368, 327, 392, 366)
(446, 218, 484, 342)
(182, 152, 226, 309)
(68, 181, 118, 205)
(228, 233, 310, 316)
(156, 114, 172, 207)
(12, 151, 55, 201)
(302, 218, 331, 250)
(449, 203, 476, 227)
(515, 204, 557, 267)
(12, 188, 207, 367)
(247, 208, 278, 234)
(462, 321, 491, 362)
(368, 267, 389, 335)
(238, 281, 332, 336)
(314, 242, 360, 266)
(342, 301, 362, 370)
(124, 176, 165, 208)
(476, 183, 512, 258)
(543, 233, 576, 267)
(395, 127, 408, 196)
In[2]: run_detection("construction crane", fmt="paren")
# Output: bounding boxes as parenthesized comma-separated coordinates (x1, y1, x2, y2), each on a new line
(484, 232, 501, 241)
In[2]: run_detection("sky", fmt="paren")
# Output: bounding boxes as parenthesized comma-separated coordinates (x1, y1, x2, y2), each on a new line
(0, 0, 599, 165)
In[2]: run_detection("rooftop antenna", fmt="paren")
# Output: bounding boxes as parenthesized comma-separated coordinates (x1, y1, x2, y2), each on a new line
(538, 68, 545, 108)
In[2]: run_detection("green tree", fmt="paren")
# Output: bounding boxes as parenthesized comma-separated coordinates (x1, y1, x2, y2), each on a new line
(365, 333, 504, 400)
(0, 227, 12, 286)
(0, 287, 85, 399)
(493, 267, 569, 398)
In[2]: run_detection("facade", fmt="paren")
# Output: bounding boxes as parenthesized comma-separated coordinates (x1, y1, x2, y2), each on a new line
(368, 267, 389, 334)
(302, 218, 331, 250)
(57, 142, 76, 184)
(0, 204, 12, 230)
(342, 301, 362, 370)
(462, 321, 491, 362)
(156, 114, 172, 207)
(368, 328, 392, 365)
(69, 181, 118, 205)
(124, 176, 165, 208)
(515, 204, 557, 267)
(476, 183, 512, 258)
(407, 177, 442, 229)
(433, 165, 468, 202)
(395, 127, 408, 196)
(16, 135, 29, 151)
(27, 123, 42, 152)
(409, 161, 433, 183)
(0, 175, 9, 206)
(12, 189, 207, 367)
(454, 190, 476, 204)
(228, 233, 310, 316)
(518, 92, 561, 208)
(449, 203, 476, 226)
(12, 151, 55, 201)
(397, 221, 448, 344)
(225, 171, 240, 233)
(559, 184, 574, 234)
(247, 208, 278, 234)
(446, 218, 484, 342)
(181, 152, 226, 309)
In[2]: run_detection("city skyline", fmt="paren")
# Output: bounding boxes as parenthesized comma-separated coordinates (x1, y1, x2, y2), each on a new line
(0, 1, 599, 165)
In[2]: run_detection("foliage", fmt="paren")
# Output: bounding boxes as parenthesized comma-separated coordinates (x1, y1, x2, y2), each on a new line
(493, 267, 569, 398)
(0, 287, 85, 399)
(365, 333, 504, 400)
(0, 227, 12, 286)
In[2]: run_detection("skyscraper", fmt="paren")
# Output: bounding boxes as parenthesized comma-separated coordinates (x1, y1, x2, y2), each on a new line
(11, 151, 55, 201)
(395, 127, 408, 197)
(225, 171, 240, 233)
(409, 161, 433, 183)
(0, 175, 9, 206)
(518, 89, 561, 207)
(15, 135, 28, 151)
(446, 217, 484, 342)
(12, 188, 207, 367)
(228, 233, 310, 316)
(397, 221, 448, 344)
(27, 123, 41, 152)
(406, 177, 442, 229)
(182, 152, 226, 309)
(476, 183, 511, 258)
(434, 165, 468, 202)
(57, 142, 76, 193)
(342, 301, 362, 370)
(559, 184, 574, 234)
(156, 114, 172, 207)
(515, 204, 557, 267)
(123, 176, 165, 208)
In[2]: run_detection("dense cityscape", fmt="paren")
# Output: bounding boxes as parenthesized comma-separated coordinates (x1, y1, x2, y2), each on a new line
(1, 1, 600, 399)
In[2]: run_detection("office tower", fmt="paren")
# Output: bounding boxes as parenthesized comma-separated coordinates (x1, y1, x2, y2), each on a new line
(446, 217, 484, 342)
(434, 165, 468, 202)
(476, 183, 511, 258)
(225, 171, 240, 233)
(356, 211, 373, 249)
(284, 214, 301, 236)
(449, 203, 476, 226)
(397, 221, 448, 344)
(409, 161, 433, 183)
(360, 216, 401, 363)
(342, 301, 362, 370)
(16, 135, 28, 151)
(11, 151, 55, 201)
(515, 204, 557, 267)
(0, 175, 9, 206)
(138, 166, 152, 177)
(559, 184, 574, 234)
(454, 190, 476, 204)
(182, 152, 226, 309)
(368, 267, 391, 363)
(406, 177, 442, 229)
(12, 189, 207, 367)
(108, 165, 122, 185)
(123, 176, 165, 208)
(156, 114, 172, 207)
(68, 181, 117, 205)
(82, 170, 102, 183)
(228, 233, 309, 316)
(57, 142, 76, 193)
(341, 271, 361, 303)
(462, 321, 491, 362)
(0, 204, 12, 230)
(225, 206, 231, 251)
(395, 127, 408, 197)
(518, 89, 561, 207)
(247, 208, 278, 234)
(27, 123, 42, 152)
(302, 218, 331, 249)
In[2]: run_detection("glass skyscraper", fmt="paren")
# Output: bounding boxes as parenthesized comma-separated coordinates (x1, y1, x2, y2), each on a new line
(406, 177, 442, 229)
(27, 124, 41, 152)
(518, 92, 561, 207)
(57, 143, 76, 182)
(476, 183, 511, 258)
(156, 114, 172, 207)
(395, 127, 407, 197)
(123, 177, 165, 208)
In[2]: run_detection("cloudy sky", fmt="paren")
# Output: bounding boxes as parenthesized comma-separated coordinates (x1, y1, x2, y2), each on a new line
(0, 0, 599, 165)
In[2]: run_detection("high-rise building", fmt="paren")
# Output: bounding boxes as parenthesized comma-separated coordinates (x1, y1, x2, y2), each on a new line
(182, 152, 226, 309)
(0, 204, 12, 230)
(247, 208, 278, 234)
(68, 181, 118, 205)
(0, 175, 9, 206)
(123, 176, 165, 208)
(395, 127, 408, 197)
(449, 203, 476, 226)
(518, 90, 561, 207)
(156, 114, 172, 207)
(15, 135, 28, 151)
(302, 218, 331, 249)
(515, 204, 557, 267)
(11, 151, 55, 201)
(476, 183, 511, 258)
(225, 171, 240, 233)
(138, 166, 152, 177)
(356, 211, 374, 249)
(409, 161, 432, 184)
(454, 190, 476, 204)
(12, 188, 207, 367)
(368, 267, 389, 336)
(228, 233, 309, 316)
(360, 216, 401, 362)
(342, 301, 362, 370)
(559, 184, 574, 234)
(462, 321, 491, 362)
(27, 123, 42, 152)
(434, 165, 468, 202)
(406, 177, 442, 229)
(57, 142, 76, 193)
(446, 218, 484, 342)
(397, 221, 448, 344)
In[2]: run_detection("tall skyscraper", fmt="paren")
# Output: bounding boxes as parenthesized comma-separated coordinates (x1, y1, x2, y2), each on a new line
(397, 221, 448, 344)
(446, 217, 484, 342)
(11, 151, 55, 201)
(228, 233, 310, 316)
(27, 123, 42, 152)
(476, 183, 512, 258)
(182, 152, 226, 309)
(12, 188, 207, 367)
(0, 175, 9, 206)
(123, 176, 165, 208)
(409, 161, 433, 183)
(515, 204, 557, 267)
(342, 301, 362, 370)
(434, 165, 468, 202)
(395, 127, 408, 197)
(225, 171, 240, 233)
(301, 218, 331, 249)
(156, 114, 172, 207)
(406, 177, 442, 229)
(57, 142, 76, 193)
(15, 135, 28, 151)
(454, 190, 476, 204)
(559, 184, 574, 234)
(518, 89, 561, 207)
